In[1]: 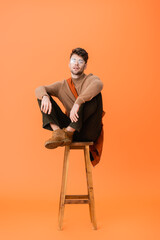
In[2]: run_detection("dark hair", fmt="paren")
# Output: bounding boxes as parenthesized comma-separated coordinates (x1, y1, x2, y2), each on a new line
(70, 47, 88, 63)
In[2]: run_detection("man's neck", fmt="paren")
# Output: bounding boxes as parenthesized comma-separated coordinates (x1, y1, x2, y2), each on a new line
(71, 72, 85, 79)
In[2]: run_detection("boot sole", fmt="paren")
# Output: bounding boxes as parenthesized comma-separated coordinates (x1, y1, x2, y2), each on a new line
(44, 139, 71, 149)
(44, 140, 64, 149)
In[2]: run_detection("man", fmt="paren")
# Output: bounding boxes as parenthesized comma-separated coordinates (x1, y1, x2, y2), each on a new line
(35, 47, 104, 165)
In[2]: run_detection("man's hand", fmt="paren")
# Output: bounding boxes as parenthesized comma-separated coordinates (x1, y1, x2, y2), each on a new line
(41, 95, 52, 114)
(70, 103, 80, 122)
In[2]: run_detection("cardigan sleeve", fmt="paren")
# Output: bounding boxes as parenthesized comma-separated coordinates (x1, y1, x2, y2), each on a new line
(35, 81, 62, 100)
(74, 77, 103, 105)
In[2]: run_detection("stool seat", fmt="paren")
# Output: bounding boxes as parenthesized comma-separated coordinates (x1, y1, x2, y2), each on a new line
(71, 141, 93, 146)
(70, 141, 93, 149)
(58, 142, 97, 230)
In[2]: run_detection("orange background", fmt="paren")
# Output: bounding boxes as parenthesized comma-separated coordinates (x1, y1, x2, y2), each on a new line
(0, 0, 160, 239)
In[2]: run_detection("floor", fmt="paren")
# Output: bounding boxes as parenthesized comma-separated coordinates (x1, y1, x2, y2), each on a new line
(0, 197, 159, 240)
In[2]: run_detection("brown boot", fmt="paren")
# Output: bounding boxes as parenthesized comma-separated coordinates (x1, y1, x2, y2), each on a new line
(62, 128, 74, 146)
(44, 128, 66, 149)
(44, 128, 74, 149)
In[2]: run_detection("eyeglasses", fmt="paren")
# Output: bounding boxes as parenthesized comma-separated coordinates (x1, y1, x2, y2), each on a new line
(70, 58, 85, 65)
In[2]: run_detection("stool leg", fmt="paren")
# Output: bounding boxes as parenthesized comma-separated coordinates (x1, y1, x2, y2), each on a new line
(84, 150, 93, 223)
(84, 145, 97, 230)
(58, 145, 70, 230)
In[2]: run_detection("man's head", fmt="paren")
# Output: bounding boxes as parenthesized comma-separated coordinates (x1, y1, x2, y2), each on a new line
(69, 47, 88, 76)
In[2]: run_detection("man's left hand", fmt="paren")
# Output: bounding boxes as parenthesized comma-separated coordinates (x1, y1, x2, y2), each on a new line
(70, 103, 80, 122)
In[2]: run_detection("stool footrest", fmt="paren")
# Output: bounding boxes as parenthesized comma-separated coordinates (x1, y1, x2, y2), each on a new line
(65, 195, 89, 204)
(65, 194, 88, 199)
(65, 199, 89, 204)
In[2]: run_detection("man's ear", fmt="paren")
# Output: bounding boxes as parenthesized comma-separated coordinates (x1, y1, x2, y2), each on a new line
(84, 63, 87, 69)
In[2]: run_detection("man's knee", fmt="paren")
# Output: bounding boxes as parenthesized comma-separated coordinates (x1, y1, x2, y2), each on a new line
(81, 92, 103, 121)
(37, 98, 41, 108)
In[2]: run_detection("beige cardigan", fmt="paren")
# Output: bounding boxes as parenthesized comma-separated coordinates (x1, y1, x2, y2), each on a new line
(35, 73, 103, 115)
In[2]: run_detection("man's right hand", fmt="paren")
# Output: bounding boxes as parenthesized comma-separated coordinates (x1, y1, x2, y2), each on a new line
(41, 95, 52, 114)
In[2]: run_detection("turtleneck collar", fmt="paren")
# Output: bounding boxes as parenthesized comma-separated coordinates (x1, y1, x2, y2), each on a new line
(71, 73, 86, 81)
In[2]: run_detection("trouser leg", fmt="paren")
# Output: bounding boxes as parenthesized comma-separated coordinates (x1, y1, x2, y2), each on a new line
(37, 96, 70, 131)
(72, 93, 103, 142)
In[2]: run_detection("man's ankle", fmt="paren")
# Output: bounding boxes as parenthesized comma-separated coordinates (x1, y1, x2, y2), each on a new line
(50, 123, 60, 131)
(66, 126, 75, 132)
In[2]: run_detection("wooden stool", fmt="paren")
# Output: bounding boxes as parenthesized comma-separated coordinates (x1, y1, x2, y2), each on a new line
(58, 142, 97, 230)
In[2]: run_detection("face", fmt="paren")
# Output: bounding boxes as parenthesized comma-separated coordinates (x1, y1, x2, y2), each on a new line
(69, 54, 87, 76)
